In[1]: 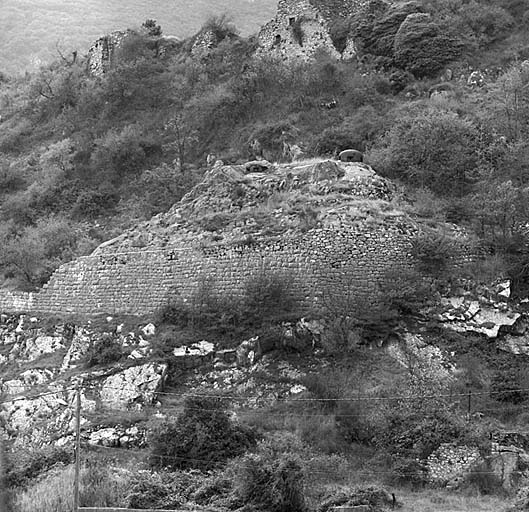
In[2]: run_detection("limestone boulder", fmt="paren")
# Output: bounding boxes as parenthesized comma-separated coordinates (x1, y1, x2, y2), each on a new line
(99, 363, 167, 410)
(87, 425, 145, 448)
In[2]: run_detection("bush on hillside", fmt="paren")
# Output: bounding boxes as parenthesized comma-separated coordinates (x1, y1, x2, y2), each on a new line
(460, 2, 514, 46)
(368, 106, 480, 196)
(0, 215, 96, 289)
(410, 229, 460, 275)
(86, 335, 123, 368)
(149, 395, 256, 471)
(202, 14, 239, 42)
(376, 409, 463, 459)
(393, 13, 464, 77)
(232, 452, 305, 512)
(351, 0, 422, 59)
(6, 447, 71, 488)
(379, 268, 436, 315)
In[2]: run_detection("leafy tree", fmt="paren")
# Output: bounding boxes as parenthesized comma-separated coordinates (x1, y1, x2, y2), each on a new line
(141, 19, 162, 37)
(0, 216, 96, 289)
(202, 14, 239, 42)
(459, 1, 514, 46)
(368, 106, 480, 195)
(486, 64, 529, 141)
(149, 395, 256, 471)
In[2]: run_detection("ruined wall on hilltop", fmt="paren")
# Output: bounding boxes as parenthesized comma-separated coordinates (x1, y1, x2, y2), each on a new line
(0, 224, 435, 317)
(258, 0, 365, 60)
(87, 31, 129, 76)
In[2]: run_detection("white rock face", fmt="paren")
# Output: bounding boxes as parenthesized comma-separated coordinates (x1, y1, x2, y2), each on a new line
(87, 425, 144, 448)
(61, 328, 91, 371)
(440, 298, 521, 338)
(18, 335, 65, 361)
(2, 380, 26, 396)
(0, 389, 96, 446)
(100, 363, 167, 410)
(173, 340, 215, 357)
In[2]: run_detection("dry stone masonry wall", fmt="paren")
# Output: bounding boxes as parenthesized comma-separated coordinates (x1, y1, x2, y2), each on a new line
(0, 158, 477, 317)
(0, 224, 417, 316)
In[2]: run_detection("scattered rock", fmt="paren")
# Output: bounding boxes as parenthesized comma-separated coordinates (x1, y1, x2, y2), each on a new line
(87, 425, 145, 448)
(141, 323, 156, 336)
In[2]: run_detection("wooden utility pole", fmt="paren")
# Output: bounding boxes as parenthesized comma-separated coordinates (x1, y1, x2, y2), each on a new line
(0, 435, 10, 512)
(74, 386, 82, 512)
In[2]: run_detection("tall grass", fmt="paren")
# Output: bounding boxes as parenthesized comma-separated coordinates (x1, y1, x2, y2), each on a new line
(13, 461, 129, 512)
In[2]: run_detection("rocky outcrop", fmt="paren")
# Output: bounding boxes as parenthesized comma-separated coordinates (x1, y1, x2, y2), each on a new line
(0, 388, 96, 446)
(99, 363, 167, 410)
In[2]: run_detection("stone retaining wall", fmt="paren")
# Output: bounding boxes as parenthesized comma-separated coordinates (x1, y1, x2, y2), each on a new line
(0, 225, 428, 317)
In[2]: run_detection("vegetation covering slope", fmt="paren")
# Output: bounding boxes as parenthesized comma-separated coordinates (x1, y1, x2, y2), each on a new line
(5, 3, 529, 509)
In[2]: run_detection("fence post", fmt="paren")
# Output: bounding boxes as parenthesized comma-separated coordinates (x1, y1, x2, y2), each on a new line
(0, 435, 11, 512)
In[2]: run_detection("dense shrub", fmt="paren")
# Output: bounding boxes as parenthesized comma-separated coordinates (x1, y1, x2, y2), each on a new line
(377, 409, 463, 459)
(86, 335, 123, 368)
(368, 107, 480, 196)
(6, 447, 71, 488)
(379, 268, 436, 315)
(393, 13, 464, 77)
(410, 229, 460, 275)
(233, 452, 305, 512)
(351, 0, 421, 59)
(149, 395, 256, 471)
(491, 364, 528, 404)
(125, 470, 198, 509)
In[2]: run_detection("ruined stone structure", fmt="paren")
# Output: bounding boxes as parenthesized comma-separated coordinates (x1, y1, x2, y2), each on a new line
(87, 31, 130, 76)
(258, 0, 364, 61)
(0, 160, 474, 317)
(87, 31, 180, 75)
